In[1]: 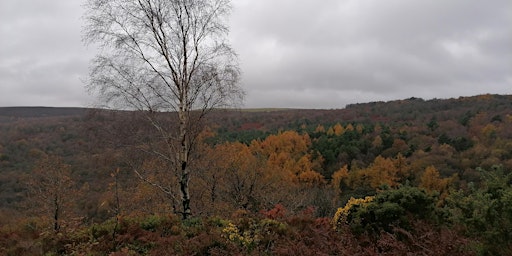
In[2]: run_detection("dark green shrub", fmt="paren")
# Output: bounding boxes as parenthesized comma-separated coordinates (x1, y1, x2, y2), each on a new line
(447, 166, 512, 255)
(346, 186, 439, 234)
(140, 215, 163, 232)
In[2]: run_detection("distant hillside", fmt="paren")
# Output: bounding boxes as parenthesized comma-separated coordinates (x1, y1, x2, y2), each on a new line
(1, 94, 510, 122)
(345, 94, 512, 122)
(0, 107, 88, 119)
(205, 94, 511, 132)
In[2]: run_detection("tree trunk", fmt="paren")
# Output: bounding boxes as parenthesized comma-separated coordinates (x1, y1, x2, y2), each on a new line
(178, 105, 192, 219)
(54, 195, 60, 232)
(180, 171, 191, 219)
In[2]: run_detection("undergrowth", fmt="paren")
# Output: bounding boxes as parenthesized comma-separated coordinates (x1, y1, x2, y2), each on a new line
(0, 205, 477, 255)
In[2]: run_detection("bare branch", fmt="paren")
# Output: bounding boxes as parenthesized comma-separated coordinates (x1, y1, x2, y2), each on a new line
(84, 0, 242, 219)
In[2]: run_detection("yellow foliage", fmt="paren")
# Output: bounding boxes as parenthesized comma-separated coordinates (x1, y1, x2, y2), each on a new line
(419, 166, 453, 200)
(297, 170, 325, 186)
(251, 131, 320, 183)
(222, 222, 256, 247)
(477, 94, 492, 100)
(333, 196, 374, 228)
(348, 155, 408, 189)
(394, 153, 411, 181)
(315, 124, 325, 133)
(295, 155, 312, 174)
(367, 156, 399, 188)
(372, 135, 383, 148)
(356, 124, 364, 134)
(331, 165, 349, 193)
(251, 131, 311, 159)
(482, 124, 497, 138)
(327, 127, 335, 136)
(333, 123, 344, 136)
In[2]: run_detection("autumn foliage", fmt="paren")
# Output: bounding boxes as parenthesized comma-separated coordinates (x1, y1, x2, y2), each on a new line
(1, 95, 512, 254)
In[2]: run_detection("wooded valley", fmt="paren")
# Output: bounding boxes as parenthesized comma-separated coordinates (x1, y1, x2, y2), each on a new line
(1, 94, 511, 255)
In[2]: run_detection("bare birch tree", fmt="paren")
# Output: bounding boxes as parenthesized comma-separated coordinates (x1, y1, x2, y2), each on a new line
(83, 0, 243, 219)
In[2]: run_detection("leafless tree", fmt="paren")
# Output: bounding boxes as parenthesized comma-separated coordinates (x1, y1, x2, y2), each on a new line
(26, 155, 75, 232)
(83, 0, 243, 219)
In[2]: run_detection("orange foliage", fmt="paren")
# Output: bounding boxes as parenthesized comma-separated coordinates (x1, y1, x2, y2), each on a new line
(355, 124, 364, 134)
(372, 156, 398, 188)
(419, 166, 453, 200)
(251, 130, 310, 158)
(345, 123, 354, 132)
(394, 153, 411, 182)
(332, 165, 349, 194)
(372, 135, 383, 148)
(333, 123, 345, 136)
(327, 127, 335, 136)
(348, 155, 410, 190)
(298, 170, 325, 186)
(315, 124, 325, 133)
(197, 142, 265, 213)
(250, 131, 324, 184)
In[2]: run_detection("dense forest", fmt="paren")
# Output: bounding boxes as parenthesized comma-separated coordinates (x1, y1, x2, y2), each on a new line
(1, 94, 512, 255)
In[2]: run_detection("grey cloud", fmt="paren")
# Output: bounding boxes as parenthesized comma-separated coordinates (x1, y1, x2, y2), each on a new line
(0, 0, 510, 108)
(231, 0, 511, 108)
(1, 0, 94, 107)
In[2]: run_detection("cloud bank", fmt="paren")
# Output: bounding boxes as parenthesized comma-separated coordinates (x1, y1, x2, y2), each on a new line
(0, 0, 510, 108)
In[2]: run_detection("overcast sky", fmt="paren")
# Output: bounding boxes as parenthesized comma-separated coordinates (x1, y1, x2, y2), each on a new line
(0, 0, 510, 109)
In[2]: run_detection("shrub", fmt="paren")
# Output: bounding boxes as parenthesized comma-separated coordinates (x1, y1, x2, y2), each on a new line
(446, 166, 512, 255)
(140, 215, 163, 232)
(342, 186, 440, 234)
(333, 196, 374, 229)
